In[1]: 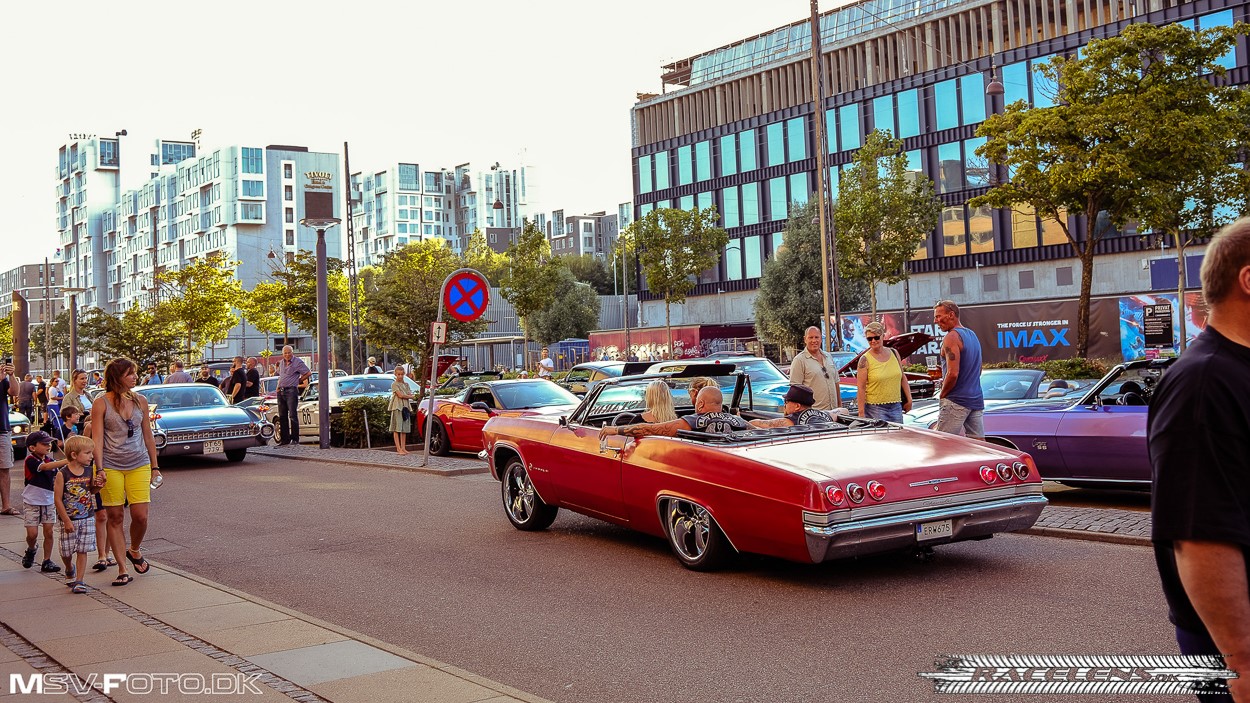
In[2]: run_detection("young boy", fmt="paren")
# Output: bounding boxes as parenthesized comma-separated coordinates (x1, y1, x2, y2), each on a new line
(54, 436, 103, 593)
(46, 406, 81, 459)
(21, 431, 67, 572)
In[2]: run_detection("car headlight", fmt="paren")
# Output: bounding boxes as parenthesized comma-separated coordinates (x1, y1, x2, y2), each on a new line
(153, 433, 168, 449)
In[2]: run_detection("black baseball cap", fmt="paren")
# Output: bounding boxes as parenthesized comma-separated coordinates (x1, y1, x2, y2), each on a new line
(26, 430, 53, 446)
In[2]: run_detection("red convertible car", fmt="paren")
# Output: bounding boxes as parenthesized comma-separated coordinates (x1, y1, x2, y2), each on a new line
(417, 379, 581, 456)
(479, 368, 1047, 570)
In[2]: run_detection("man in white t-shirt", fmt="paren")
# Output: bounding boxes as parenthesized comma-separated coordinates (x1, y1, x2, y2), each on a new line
(537, 348, 555, 380)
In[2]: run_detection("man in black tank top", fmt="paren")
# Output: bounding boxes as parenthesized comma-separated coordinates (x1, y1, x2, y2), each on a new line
(600, 386, 749, 439)
(750, 384, 841, 429)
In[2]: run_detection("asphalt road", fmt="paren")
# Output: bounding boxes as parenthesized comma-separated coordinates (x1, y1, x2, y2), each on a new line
(141, 452, 1174, 703)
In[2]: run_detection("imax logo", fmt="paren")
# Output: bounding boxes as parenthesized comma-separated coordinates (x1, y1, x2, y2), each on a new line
(997, 329, 1070, 349)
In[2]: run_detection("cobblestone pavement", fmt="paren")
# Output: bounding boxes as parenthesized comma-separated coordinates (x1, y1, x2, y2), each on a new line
(1025, 504, 1152, 546)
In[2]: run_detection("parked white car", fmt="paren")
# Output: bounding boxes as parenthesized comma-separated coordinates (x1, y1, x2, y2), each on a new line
(292, 374, 420, 440)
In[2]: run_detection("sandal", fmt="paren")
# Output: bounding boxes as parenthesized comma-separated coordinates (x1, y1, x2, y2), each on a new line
(0, 507, 20, 516)
(65, 579, 81, 588)
(112, 574, 133, 587)
(125, 550, 150, 575)
(92, 559, 110, 572)
(71, 583, 90, 594)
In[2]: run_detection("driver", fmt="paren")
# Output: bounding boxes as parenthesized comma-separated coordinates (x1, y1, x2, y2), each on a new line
(749, 385, 843, 428)
(600, 386, 749, 439)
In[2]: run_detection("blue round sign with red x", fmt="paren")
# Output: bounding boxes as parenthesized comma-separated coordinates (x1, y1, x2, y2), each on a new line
(443, 271, 490, 322)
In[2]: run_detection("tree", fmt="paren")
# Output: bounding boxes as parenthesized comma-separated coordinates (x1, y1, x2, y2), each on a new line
(362, 240, 485, 378)
(499, 221, 564, 368)
(238, 281, 287, 349)
(833, 129, 943, 316)
(755, 201, 870, 350)
(1099, 22, 1250, 349)
(628, 207, 728, 355)
(528, 268, 601, 344)
(0, 311, 13, 360)
(266, 252, 352, 340)
(560, 253, 615, 295)
(154, 253, 245, 360)
(29, 310, 71, 370)
(460, 230, 510, 285)
(78, 305, 182, 365)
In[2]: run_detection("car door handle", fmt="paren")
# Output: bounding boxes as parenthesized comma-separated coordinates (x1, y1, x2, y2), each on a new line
(599, 436, 626, 455)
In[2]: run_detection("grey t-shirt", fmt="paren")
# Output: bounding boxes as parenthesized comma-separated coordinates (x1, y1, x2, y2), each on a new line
(101, 398, 150, 471)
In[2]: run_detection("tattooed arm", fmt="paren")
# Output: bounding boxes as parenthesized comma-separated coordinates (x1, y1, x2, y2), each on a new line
(598, 418, 689, 439)
(939, 331, 962, 399)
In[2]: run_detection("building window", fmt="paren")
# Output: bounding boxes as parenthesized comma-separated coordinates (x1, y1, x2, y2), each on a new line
(1019, 270, 1036, 289)
(983, 273, 999, 292)
(719, 134, 737, 176)
(722, 187, 740, 228)
(285, 208, 294, 224)
(696, 191, 713, 211)
(654, 151, 670, 190)
(789, 172, 809, 206)
(283, 164, 293, 179)
(873, 95, 895, 136)
(786, 116, 806, 162)
(935, 79, 959, 130)
(1011, 205, 1039, 248)
(242, 180, 264, 197)
(285, 229, 295, 246)
(1032, 55, 1059, 108)
(766, 122, 785, 167)
(739, 129, 758, 171)
(398, 164, 419, 190)
(725, 241, 743, 281)
(638, 155, 653, 194)
(679, 194, 694, 210)
(1056, 266, 1074, 286)
(241, 147, 263, 174)
(694, 141, 711, 181)
(949, 276, 965, 295)
(99, 139, 119, 167)
(838, 104, 860, 151)
(240, 203, 263, 221)
(284, 185, 293, 201)
(741, 182, 760, 225)
(941, 205, 967, 257)
(937, 142, 963, 193)
(960, 74, 987, 124)
(677, 144, 693, 186)
(1040, 209, 1069, 245)
(964, 138, 989, 187)
(969, 205, 995, 253)
(768, 177, 787, 221)
(744, 235, 762, 278)
(424, 171, 443, 192)
(897, 89, 921, 138)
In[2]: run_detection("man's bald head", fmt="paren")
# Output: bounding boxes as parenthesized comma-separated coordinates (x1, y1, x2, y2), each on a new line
(695, 385, 724, 414)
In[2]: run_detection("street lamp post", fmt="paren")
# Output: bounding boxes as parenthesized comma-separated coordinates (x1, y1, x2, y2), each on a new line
(300, 193, 341, 451)
(63, 287, 87, 372)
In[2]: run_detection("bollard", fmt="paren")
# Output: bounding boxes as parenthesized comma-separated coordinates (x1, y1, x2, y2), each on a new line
(362, 408, 372, 449)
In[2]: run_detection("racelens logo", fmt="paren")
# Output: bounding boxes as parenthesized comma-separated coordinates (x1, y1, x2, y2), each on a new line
(921, 654, 1236, 695)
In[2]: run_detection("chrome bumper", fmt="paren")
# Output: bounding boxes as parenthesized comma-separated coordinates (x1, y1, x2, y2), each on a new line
(803, 488, 1048, 563)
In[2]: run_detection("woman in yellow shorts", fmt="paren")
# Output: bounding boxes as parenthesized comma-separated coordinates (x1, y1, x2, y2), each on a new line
(90, 359, 161, 586)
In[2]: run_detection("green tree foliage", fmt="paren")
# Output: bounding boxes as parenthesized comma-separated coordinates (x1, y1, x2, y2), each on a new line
(266, 252, 352, 339)
(0, 311, 13, 359)
(154, 253, 245, 360)
(528, 268, 601, 344)
(460, 230, 510, 285)
(499, 221, 564, 366)
(78, 305, 182, 366)
(833, 130, 943, 315)
(238, 281, 287, 337)
(755, 201, 870, 349)
(362, 240, 485, 378)
(628, 207, 728, 354)
(560, 253, 615, 295)
(29, 310, 71, 369)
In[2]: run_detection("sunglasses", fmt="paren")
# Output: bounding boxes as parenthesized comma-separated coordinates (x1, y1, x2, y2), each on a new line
(125, 418, 135, 438)
(820, 366, 829, 379)
(866, 335, 881, 341)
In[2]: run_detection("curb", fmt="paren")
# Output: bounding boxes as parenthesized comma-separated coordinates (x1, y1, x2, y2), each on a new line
(1021, 526, 1151, 547)
(251, 448, 489, 477)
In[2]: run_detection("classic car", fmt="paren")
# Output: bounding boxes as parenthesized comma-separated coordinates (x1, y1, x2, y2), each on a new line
(557, 361, 655, 397)
(836, 332, 938, 404)
(904, 368, 1092, 421)
(293, 374, 421, 441)
(134, 384, 275, 462)
(645, 356, 802, 413)
(479, 367, 1047, 571)
(432, 371, 503, 394)
(417, 379, 582, 456)
(956, 358, 1175, 486)
(9, 409, 31, 461)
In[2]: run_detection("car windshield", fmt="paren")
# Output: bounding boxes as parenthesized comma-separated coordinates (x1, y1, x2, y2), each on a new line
(494, 382, 580, 409)
(262, 377, 278, 394)
(1094, 365, 1167, 402)
(135, 386, 227, 409)
(584, 379, 707, 417)
(334, 378, 398, 397)
(981, 371, 1041, 400)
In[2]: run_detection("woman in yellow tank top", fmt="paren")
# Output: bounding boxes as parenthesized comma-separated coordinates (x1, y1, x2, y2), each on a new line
(855, 321, 914, 423)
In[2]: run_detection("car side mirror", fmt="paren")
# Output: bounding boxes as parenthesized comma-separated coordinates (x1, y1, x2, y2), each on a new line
(469, 401, 493, 413)
(558, 416, 568, 427)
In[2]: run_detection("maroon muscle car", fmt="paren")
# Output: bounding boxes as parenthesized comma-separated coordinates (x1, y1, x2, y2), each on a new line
(417, 379, 581, 456)
(479, 368, 1047, 571)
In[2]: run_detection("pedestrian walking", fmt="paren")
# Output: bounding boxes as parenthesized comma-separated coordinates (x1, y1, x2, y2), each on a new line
(54, 435, 103, 594)
(142, 363, 163, 386)
(194, 364, 220, 388)
(244, 358, 261, 400)
(389, 366, 415, 455)
(45, 373, 63, 427)
(20, 430, 66, 572)
(1149, 220, 1250, 703)
(275, 346, 310, 446)
(365, 357, 382, 374)
(166, 360, 193, 384)
(225, 356, 247, 404)
(789, 326, 843, 411)
(537, 347, 555, 380)
(932, 300, 984, 440)
(0, 362, 20, 516)
(18, 373, 36, 420)
(62, 370, 91, 436)
(90, 358, 161, 587)
(34, 375, 48, 422)
(855, 321, 913, 423)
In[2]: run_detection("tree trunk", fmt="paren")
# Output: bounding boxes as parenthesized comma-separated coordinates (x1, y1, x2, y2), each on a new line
(869, 280, 878, 319)
(664, 299, 673, 360)
(1174, 229, 1188, 352)
(523, 324, 529, 373)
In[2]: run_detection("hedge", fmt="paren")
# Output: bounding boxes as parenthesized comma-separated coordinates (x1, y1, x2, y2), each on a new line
(331, 396, 394, 448)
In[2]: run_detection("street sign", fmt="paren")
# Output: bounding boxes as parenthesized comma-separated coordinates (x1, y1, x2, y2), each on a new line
(443, 271, 490, 322)
(431, 321, 447, 344)
(1143, 303, 1174, 348)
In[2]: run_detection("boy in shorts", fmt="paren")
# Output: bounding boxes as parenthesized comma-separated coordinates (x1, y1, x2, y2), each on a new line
(21, 431, 68, 572)
(54, 436, 103, 593)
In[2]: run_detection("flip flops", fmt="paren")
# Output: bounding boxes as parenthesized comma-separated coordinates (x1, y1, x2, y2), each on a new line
(71, 583, 90, 594)
(125, 550, 150, 575)
(92, 556, 118, 571)
(112, 574, 133, 586)
(0, 507, 20, 516)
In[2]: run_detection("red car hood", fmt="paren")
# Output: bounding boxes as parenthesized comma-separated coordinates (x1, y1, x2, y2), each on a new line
(837, 331, 934, 375)
(729, 426, 1022, 484)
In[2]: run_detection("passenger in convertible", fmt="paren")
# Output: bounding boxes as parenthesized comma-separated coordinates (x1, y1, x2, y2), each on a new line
(600, 386, 750, 439)
(640, 380, 677, 423)
(749, 384, 842, 428)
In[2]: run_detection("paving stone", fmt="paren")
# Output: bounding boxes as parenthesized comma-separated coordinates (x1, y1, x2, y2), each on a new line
(246, 640, 416, 687)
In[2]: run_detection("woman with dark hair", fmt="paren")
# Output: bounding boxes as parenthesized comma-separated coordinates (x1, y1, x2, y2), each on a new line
(89, 358, 160, 587)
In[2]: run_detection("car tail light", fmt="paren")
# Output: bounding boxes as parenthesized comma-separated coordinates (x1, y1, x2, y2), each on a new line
(1013, 461, 1031, 480)
(866, 480, 886, 501)
(996, 462, 1013, 482)
(825, 485, 845, 506)
(847, 482, 866, 503)
(979, 465, 997, 484)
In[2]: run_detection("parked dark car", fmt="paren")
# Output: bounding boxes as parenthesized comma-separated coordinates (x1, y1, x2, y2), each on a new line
(135, 384, 275, 462)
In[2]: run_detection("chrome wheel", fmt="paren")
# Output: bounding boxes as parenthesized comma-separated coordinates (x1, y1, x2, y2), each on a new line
(501, 458, 558, 531)
(667, 499, 712, 561)
(428, 420, 449, 456)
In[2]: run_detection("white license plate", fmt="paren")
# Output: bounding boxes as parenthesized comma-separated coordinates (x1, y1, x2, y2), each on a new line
(916, 519, 953, 541)
(203, 440, 224, 454)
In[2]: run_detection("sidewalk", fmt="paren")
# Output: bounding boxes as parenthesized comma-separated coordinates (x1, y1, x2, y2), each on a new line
(251, 443, 486, 477)
(0, 538, 550, 703)
(1024, 503, 1152, 546)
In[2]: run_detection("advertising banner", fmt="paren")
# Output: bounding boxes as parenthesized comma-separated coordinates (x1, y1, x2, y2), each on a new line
(1116, 292, 1207, 359)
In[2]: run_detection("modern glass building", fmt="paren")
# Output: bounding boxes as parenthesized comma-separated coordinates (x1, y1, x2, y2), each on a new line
(630, 0, 1246, 339)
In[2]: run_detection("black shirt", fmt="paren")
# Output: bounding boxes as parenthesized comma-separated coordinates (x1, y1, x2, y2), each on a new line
(787, 408, 834, 425)
(227, 369, 248, 401)
(1149, 325, 1250, 635)
(681, 412, 751, 434)
(195, 375, 220, 388)
(245, 368, 261, 399)
(0, 377, 9, 433)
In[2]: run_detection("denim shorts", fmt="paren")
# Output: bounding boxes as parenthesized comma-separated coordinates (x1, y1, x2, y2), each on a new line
(864, 402, 904, 423)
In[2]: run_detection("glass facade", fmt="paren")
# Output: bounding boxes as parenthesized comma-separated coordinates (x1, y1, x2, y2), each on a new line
(677, 145, 693, 185)
(722, 187, 740, 227)
(742, 182, 760, 225)
(786, 117, 807, 161)
(768, 177, 787, 221)
(897, 89, 920, 138)
(655, 151, 670, 190)
(935, 79, 959, 130)
(695, 141, 712, 181)
(639, 154, 653, 193)
(838, 104, 860, 150)
(789, 173, 809, 206)
(740, 129, 758, 171)
(874, 95, 895, 135)
(766, 122, 785, 166)
(720, 134, 737, 176)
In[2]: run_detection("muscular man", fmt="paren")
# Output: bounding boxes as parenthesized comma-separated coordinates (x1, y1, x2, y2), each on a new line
(932, 300, 984, 440)
(749, 384, 841, 429)
(599, 386, 750, 439)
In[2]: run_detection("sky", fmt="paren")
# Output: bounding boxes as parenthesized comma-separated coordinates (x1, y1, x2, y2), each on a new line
(1, 0, 830, 265)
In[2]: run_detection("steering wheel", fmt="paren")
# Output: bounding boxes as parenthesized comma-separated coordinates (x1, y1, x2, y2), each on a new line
(612, 412, 641, 426)
(1117, 392, 1146, 406)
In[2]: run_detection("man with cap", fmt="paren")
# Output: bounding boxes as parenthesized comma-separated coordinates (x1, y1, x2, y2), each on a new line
(750, 385, 842, 429)
(365, 357, 383, 374)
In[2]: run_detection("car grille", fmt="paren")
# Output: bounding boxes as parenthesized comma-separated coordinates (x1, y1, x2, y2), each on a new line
(166, 427, 257, 442)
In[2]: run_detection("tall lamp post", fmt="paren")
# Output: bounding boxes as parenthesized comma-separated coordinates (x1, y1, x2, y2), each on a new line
(300, 193, 341, 450)
(62, 287, 87, 372)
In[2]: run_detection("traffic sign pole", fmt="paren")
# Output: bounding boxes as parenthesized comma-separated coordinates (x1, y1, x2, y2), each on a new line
(422, 268, 490, 466)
